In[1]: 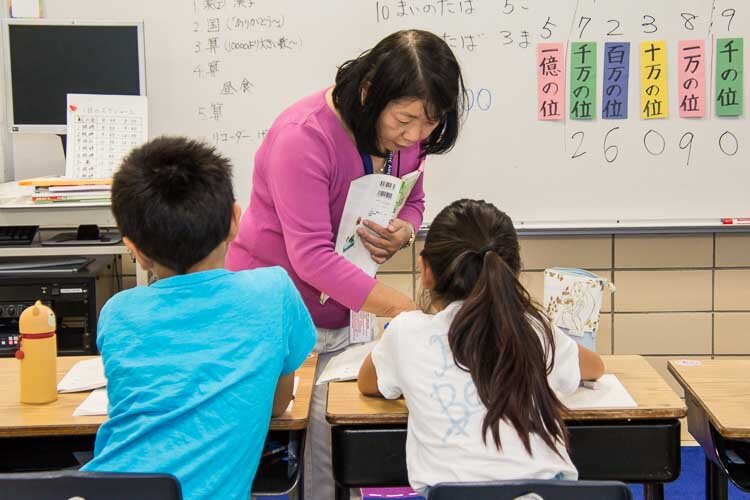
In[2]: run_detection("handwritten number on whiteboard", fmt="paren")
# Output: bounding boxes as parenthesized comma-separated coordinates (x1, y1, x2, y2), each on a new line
(463, 89, 493, 114)
(606, 19, 623, 36)
(679, 132, 694, 166)
(476, 89, 492, 111)
(540, 17, 556, 39)
(681, 12, 697, 31)
(503, 0, 514, 14)
(578, 16, 592, 38)
(719, 131, 739, 156)
(643, 129, 666, 156)
(571, 131, 586, 159)
(375, 1, 390, 22)
(463, 89, 475, 114)
(500, 31, 513, 45)
(604, 127, 621, 163)
(642, 15, 658, 34)
(722, 9, 736, 32)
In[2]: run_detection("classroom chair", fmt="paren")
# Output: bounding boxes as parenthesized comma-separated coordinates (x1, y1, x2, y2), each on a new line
(0, 470, 182, 500)
(426, 479, 632, 500)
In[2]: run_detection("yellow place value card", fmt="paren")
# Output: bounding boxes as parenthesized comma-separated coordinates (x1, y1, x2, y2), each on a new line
(640, 40, 668, 119)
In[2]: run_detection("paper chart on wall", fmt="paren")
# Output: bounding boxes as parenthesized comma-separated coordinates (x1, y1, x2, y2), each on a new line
(65, 94, 148, 179)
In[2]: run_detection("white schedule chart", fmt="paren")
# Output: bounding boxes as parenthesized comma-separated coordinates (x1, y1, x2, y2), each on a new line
(65, 94, 148, 179)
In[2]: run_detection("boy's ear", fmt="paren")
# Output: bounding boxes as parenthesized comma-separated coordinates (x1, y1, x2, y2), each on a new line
(123, 236, 154, 272)
(227, 203, 241, 242)
(418, 255, 436, 290)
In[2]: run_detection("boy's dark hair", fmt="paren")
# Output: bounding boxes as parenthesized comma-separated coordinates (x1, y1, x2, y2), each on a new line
(421, 199, 569, 457)
(332, 29, 465, 157)
(111, 136, 235, 274)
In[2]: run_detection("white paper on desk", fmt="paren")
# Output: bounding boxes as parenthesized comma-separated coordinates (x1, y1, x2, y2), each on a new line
(58, 358, 106, 393)
(284, 376, 301, 413)
(559, 374, 637, 410)
(316, 342, 376, 385)
(73, 388, 108, 416)
(66, 94, 148, 179)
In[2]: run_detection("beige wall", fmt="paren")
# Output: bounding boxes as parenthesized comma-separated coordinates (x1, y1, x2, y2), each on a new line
(376, 234, 750, 366)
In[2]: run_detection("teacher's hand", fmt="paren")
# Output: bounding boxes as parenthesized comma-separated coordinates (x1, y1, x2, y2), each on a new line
(357, 218, 414, 264)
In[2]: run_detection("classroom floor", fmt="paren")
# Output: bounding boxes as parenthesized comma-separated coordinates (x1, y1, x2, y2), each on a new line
(628, 446, 750, 499)
(345, 447, 750, 500)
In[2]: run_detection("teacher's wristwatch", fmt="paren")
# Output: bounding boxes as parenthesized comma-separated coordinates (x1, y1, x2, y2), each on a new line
(403, 224, 416, 248)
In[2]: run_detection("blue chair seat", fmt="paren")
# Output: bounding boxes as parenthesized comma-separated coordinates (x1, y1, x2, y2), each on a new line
(427, 479, 632, 500)
(0, 470, 182, 500)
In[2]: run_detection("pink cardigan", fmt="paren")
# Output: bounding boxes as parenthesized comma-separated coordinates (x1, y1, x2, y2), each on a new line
(226, 89, 425, 328)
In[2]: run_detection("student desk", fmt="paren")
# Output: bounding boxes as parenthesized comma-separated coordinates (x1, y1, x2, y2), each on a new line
(0, 354, 317, 495)
(668, 359, 750, 500)
(327, 355, 686, 500)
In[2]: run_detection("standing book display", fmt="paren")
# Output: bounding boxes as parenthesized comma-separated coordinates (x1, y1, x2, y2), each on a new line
(543, 268, 615, 351)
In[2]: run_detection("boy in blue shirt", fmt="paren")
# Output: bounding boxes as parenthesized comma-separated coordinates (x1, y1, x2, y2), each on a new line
(83, 136, 316, 500)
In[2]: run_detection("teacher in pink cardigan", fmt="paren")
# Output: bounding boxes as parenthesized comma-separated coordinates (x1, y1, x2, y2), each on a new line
(226, 29, 464, 497)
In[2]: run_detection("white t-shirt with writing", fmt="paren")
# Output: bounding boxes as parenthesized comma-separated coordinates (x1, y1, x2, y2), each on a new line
(370, 301, 581, 491)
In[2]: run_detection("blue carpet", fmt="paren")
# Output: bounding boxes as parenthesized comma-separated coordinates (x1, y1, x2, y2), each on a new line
(257, 446, 750, 499)
(628, 446, 749, 499)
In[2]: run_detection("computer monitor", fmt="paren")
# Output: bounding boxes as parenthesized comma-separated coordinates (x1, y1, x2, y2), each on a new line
(2, 19, 146, 134)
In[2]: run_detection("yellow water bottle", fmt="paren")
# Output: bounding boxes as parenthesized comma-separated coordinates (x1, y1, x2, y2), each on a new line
(16, 300, 57, 404)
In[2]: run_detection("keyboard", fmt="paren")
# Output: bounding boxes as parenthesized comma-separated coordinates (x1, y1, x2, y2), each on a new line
(0, 225, 38, 246)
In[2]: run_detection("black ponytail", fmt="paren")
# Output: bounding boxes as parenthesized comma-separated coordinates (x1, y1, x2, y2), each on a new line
(422, 199, 568, 455)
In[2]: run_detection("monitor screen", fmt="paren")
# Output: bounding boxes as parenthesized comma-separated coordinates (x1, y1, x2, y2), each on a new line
(3, 20, 145, 134)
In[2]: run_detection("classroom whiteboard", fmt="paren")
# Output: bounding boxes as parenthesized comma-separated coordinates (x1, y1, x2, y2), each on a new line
(10, 0, 750, 227)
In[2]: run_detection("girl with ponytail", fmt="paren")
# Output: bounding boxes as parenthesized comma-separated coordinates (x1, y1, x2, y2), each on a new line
(358, 199, 604, 495)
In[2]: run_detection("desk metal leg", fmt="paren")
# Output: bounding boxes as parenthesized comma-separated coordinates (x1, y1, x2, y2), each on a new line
(706, 458, 729, 500)
(643, 483, 664, 500)
(335, 484, 350, 500)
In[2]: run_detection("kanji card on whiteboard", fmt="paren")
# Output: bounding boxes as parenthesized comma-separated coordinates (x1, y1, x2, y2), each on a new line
(66, 94, 148, 179)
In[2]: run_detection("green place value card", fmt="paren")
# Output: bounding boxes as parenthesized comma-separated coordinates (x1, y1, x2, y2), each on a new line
(570, 42, 597, 120)
(716, 38, 743, 117)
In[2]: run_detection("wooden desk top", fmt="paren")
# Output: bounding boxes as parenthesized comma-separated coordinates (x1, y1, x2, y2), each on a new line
(0, 353, 317, 437)
(327, 355, 686, 425)
(275, 353, 317, 430)
(668, 359, 750, 439)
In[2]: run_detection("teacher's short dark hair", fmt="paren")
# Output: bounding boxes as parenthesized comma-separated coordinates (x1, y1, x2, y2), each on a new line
(333, 29, 465, 157)
(111, 136, 235, 274)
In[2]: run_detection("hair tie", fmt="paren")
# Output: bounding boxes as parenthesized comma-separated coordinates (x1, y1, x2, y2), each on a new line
(477, 245, 495, 256)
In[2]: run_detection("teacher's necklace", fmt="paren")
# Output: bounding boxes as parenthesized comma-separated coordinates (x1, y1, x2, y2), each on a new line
(379, 151, 394, 175)
(361, 150, 398, 176)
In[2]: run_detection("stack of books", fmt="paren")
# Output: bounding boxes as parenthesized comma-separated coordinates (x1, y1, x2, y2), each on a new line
(20, 178, 112, 205)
